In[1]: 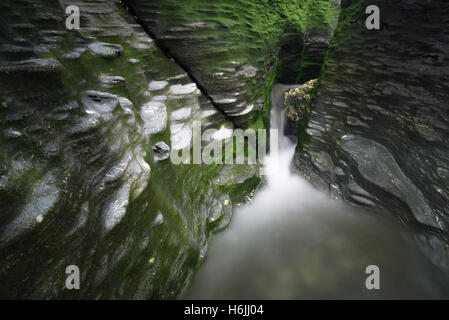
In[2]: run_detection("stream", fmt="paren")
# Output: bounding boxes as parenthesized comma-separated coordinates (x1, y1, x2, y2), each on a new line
(183, 84, 449, 299)
(1, 0, 449, 301)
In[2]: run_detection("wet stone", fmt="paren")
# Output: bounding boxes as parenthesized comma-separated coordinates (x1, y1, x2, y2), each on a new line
(0, 58, 62, 74)
(3, 129, 23, 138)
(148, 80, 168, 91)
(99, 74, 127, 88)
(169, 83, 198, 95)
(69, 116, 100, 135)
(0, 172, 61, 243)
(152, 142, 170, 161)
(82, 90, 119, 120)
(140, 101, 167, 135)
(346, 116, 368, 127)
(88, 42, 123, 58)
(170, 108, 192, 122)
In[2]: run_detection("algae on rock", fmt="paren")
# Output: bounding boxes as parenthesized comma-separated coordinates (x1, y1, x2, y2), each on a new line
(124, 0, 340, 128)
(0, 0, 259, 299)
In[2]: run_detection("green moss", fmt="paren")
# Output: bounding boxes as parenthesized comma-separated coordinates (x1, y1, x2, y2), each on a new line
(320, 0, 366, 67)
(0, 0, 341, 299)
(248, 58, 278, 131)
(126, 0, 339, 130)
(226, 175, 260, 205)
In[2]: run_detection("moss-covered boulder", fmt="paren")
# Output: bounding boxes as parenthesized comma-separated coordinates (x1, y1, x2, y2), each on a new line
(283, 79, 317, 136)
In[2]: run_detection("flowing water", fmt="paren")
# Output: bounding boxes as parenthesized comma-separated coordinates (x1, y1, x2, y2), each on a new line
(183, 84, 449, 299)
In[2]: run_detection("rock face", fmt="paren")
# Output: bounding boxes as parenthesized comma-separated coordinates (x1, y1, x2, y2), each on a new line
(294, 0, 449, 267)
(124, 0, 340, 127)
(0, 0, 259, 299)
(279, 1, 340, 84)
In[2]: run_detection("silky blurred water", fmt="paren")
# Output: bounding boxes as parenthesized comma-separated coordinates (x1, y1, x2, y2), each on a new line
(183, 84, 449, 299)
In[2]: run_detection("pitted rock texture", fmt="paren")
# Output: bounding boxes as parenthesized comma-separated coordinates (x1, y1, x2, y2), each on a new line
(294, 0, 449, 267)
(124, 0, 340, 127)
(0, 0, 259, 299)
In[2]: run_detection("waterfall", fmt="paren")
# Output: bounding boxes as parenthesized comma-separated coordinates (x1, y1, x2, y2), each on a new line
(264, 84, 303, 183)
(183, 84, 449, 299)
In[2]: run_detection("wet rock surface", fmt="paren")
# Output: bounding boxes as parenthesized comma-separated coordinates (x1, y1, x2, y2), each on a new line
(88, 42, 123, 58)
(0, 58, 62, 74)
(294, 0, 449, 267)
(0, 0, 259, 299)
(152, 142, 170, 162)
(124, 0, 340, 127)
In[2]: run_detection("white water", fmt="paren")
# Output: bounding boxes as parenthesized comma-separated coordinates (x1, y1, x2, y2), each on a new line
(247, 84, 332, 224)
(184, 84, 449, 299)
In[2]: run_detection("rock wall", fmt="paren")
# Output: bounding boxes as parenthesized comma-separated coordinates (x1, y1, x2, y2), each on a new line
(124, 0, 340, 127)
(294, 0, 449, 267)
(0, 0, 259, 299)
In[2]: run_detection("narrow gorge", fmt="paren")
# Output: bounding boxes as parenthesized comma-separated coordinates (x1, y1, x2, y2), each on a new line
(0, 0, 448, 300)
